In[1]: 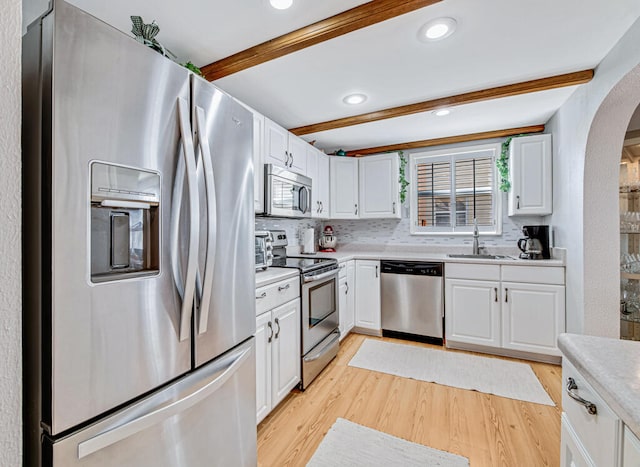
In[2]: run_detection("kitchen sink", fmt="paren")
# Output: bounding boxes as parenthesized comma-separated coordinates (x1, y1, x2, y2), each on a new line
(447, 254, 514, 260)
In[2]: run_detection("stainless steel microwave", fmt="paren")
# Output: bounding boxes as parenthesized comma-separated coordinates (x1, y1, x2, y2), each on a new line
(264, 164, 312, 218)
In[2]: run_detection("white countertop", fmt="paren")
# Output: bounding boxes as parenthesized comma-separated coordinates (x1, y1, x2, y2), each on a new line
(558, 333, 640, 438)
(255, 267, 299, 288)
(292, 245, 565, 267)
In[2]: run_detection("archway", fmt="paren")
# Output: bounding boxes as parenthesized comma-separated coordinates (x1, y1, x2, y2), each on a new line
(583, 63, 640, 337)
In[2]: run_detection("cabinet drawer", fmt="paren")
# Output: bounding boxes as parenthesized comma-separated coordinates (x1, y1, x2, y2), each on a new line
(562, 359, 620, 467)
(445, 263, 500, 281)
(338, 262, 348, 279)
(255, 276, 300, 316)
(501, 265, 564, 285)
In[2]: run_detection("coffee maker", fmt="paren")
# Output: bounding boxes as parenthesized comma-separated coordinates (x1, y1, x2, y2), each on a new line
(517, 225, 551, 260)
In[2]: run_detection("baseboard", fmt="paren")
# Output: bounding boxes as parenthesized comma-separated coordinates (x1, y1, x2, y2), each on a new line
(445, 341, 562, 365)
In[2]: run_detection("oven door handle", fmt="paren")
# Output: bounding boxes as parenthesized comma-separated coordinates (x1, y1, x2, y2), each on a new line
(303, 331, 340, 363)
(303, 269, 338, 283)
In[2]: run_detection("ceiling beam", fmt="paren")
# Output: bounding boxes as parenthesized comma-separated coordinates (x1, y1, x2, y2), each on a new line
(344, 125, 546, 156)
(291, 70, 594, 136)
(201, 0, 441, 81)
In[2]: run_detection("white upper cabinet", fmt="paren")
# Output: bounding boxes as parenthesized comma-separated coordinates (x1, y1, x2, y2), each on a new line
(316, 153, 330, 218)
(330, 157, 359, 219)
(307, 147, 330, 219)
(263, 118, 307, 175)
(508, 134, 552, 216)
(264, 118, 289, 169)
(287, 134, 308, 175)
(358, 153, 400, 219)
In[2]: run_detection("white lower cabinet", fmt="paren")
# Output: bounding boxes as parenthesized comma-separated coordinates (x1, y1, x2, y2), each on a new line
(445, 279, 501, 347)
(354, 260, 381, 331)
(560, 358, 621, 467)
(445, 264, 565, 358)
(623, 426, 640, 467)
(338, 261, 356, 340)
(255, 279, 301, 425)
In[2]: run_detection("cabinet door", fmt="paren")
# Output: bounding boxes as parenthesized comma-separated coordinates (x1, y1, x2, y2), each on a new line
(253, 112, 264, 213)
(255, 312, 272, 424)
(502, 282, 565, 356)
(561, 415, 595, 467)
(508, 133, 552, 216)
(359, 153, 400, 219)
(287, 134, 308, 175)
(346, 261, 356, 332)
(317, 153, 330, 218)
(338, 277, 348, 340)
(264, 118, 289, 169)
(623, 426, 640, 467)
(271, 299, 301, 407)
(330, 157, 359, 219)
(355, 260, 381, 330)
(306, 147, 321, 218)
(445, 279, 501, 347)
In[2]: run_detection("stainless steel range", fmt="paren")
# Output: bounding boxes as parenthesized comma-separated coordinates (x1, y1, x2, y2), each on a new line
(270, 230, 340, 389)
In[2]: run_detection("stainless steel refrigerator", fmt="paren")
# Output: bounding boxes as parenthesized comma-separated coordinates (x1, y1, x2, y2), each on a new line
(22, 2, 256, 465)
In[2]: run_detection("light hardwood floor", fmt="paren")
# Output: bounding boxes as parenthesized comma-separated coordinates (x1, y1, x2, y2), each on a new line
(257, 333, 562, 467)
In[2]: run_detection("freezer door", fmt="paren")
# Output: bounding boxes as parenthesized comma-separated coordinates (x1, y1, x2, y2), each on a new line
(45, 2, 192, 434)
(191, 77, 256, 367)
(49, 338, 257, 467)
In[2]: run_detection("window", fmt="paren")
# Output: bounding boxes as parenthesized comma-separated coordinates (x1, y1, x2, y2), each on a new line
(409, 143, 502, 235)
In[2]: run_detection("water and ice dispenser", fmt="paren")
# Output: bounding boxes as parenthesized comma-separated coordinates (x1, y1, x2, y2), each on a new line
(90, 162, 160, 282)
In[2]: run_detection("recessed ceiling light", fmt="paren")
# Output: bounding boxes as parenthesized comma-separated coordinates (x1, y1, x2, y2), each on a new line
(434, 109, 451, 117)
(417, 17, 457, 42)
(343, 93, 367, 105)
(269, 0, 293, 10)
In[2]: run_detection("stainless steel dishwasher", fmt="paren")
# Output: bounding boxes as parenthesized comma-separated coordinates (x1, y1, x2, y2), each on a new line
(381, 261, 444, 345)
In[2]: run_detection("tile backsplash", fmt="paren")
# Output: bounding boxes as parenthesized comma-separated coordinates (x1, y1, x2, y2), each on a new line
(255, 195, 545, 249)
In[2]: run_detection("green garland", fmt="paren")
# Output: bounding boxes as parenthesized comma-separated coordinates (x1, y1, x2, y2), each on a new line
(497, 134, 531, 192)
(398, 151, 409, 204)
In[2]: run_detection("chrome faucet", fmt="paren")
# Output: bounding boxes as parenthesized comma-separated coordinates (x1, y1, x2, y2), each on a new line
(472, 218, 480, 255)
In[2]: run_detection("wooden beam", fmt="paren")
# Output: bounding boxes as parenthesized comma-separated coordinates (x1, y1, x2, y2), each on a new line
(291, 70, 593, 136)
(201, 0, 441, 81)
(344, 125, 546, 156)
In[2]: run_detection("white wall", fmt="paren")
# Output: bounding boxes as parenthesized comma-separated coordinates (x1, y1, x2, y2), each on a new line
(1, 0, 23, 464)
(547, 15, 640, 336)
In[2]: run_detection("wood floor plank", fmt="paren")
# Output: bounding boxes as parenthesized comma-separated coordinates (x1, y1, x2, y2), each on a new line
(257, 333, 561, 467)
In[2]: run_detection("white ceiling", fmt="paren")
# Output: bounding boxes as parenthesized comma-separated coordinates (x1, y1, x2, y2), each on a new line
(66, 0, 640, 153)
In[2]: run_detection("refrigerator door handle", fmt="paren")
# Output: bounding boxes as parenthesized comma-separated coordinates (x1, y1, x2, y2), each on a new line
(195, 106, 216, 335)
(170, 97, 200, 341)
(76, 344, 252, 460)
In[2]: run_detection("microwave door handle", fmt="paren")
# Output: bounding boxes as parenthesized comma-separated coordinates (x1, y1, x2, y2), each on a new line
(299, 186, 309, 214)
(195, 106, 216, 335)
(171, 97, 199, 342)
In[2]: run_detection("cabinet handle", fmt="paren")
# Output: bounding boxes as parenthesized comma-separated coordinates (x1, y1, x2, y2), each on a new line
(516, 195, 520, 210)
(267, 321, 273, 343)
(284, 151, 289, 166)
(355, 203, 358, 215)
(320, 201, 324, 213)
(256, 292, 267, 300)
(392, 202, 396, 214)
(504, 288, 508, 303)
(345, 283, 349, 294)
(316, 201, 320, 213)
(566, 378, 597, 415)
(375, 265, 378, 278)
(494, 287, 498, 302)
(277, 283, 290, 292)
(274, 317, 281, 339)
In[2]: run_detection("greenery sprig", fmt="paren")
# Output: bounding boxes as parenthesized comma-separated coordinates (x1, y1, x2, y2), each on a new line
(398, 151, 409, 204)
(497, 134, 532, 192)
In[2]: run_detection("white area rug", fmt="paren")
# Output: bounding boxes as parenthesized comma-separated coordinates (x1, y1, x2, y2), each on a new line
(348, 339, 555, 406)
(307, 418, 469, 467)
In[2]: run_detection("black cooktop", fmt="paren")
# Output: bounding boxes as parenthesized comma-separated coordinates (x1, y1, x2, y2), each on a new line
(272, 256, 337, 273)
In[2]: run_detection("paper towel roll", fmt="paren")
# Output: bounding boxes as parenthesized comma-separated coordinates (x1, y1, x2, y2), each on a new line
(302, 228, 315, 254)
